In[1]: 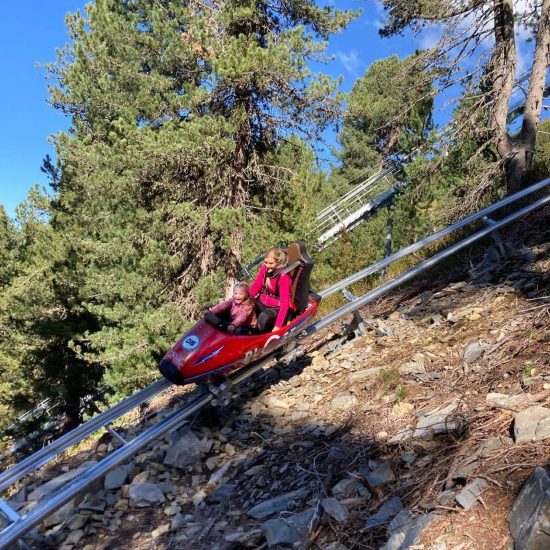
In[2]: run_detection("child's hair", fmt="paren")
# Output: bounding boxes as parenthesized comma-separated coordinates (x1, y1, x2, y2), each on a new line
(233, 282, 250, 296)
(266, 246, 288, 267)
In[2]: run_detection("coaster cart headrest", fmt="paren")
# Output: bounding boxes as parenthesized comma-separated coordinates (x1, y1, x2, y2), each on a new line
(284, 241, 314, 315)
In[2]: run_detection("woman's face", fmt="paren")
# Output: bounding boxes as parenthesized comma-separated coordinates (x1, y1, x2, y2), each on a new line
(264, 254, 278, 272)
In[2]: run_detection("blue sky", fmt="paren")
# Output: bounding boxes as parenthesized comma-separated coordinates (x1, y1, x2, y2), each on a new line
(0, 1, 535, 218)
(0, 1, 85, 218)
(0, 1, 425, 218)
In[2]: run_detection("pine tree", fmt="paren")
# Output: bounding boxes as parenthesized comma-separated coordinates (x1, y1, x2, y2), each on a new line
(0, 189, 104, 430)
(339, 54, 434, 180)
(376, 0, 550, 194)
(44, 0, 355, 398)
(319, 53, 434, 279)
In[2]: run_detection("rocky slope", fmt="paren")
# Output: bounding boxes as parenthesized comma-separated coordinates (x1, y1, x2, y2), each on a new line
(6, 212, 550, 550)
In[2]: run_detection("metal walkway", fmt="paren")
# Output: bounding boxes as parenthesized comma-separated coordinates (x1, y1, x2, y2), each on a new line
(0, 178, 548, 548)
(313, 167, 400, 247)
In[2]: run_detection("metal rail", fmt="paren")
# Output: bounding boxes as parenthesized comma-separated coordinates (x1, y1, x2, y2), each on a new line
(307, 193, 549, 335)
(1, 179, 548, 547)
(0, 378, 171, 493)
(0, 353, 281, 549)
(0, 389, 213, 548)
(319, 178, 550, 299)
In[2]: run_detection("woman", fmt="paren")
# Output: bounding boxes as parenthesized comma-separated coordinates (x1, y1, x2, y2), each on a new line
(249, 247, 292, 333)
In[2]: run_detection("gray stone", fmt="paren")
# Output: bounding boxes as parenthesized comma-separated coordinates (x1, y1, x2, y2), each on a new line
(348, 367, 383, 384)
(78, 491, 106, 512)
(151, 523, 170, 538)
(164, 503, 181, 516)
(463, 342, 485, 364)
(398, 362, 426, 376)
(416, 372, 443, 382)
(247, 488, 309, 519)
(27, 461, 97, 502)
(164, 428, 203, 469)
(508, 467, 550, 550)
(513, 406, 550, 443)
(65, 529, 85, 545)
(413, 399, 460, 439)
(455, 478, 488, 510)
(129, 482, 166, 507)
(323, 544, 350, 550)
(332, 478, 360, 498)
(158, 480, 177, 495)
(224, 528, 262, 544)
(330, 392, 358, 410)
(289, 375, 301, 387)
(7, 487, 27, 512)
(209, 483, 237, 503)
(388, 429, 413, 444)
(383, 510, 435, 550)
(486, 392, 530, 411)
(262, 395, 290, 410)
(322, 498, 349, 522)
(436, 490, 457, 506)
(360, 461, 396, 487)
(421, 291, 433, 303)
(208, 460, 232, 487)
(262, 507, 316, 547)
(43, 499, 76, 527)
(365, 496, 403, 529)
(171, 512, 186, 530)
(104, 467, 128, 491)
(66, 514, 87, 531)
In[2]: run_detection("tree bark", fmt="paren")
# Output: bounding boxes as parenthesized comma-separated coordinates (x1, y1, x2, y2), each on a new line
(508, 0, 550, 194)
(491, 0, 517, 168)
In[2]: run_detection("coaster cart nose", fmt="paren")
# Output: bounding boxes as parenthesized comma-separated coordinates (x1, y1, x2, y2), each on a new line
(159, 358, 186, 385)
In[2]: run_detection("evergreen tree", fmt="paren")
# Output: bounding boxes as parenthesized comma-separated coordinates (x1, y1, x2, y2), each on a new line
(45, 0, 355, 398)
(0, 205, 15, 288)
(375, 0, 550, 195)
(318, 53, 434, 281)
(0, 189, 104, 430)
(338, 53, 434, 180)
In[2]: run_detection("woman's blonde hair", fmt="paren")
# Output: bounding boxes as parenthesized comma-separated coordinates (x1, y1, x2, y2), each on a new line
(266, 247, 287, 267)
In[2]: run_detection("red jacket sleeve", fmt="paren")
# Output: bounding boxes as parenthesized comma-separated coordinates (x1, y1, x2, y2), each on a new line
(275, 273, 292, 328)
(210, 299, 232, 315)
(249, 264, 266, 298)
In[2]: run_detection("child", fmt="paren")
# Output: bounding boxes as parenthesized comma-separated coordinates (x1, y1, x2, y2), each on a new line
(209, 283, 257, 334)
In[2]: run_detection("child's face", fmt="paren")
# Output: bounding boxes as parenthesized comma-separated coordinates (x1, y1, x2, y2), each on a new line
(264, 254, 278, 272)
(233, 288, 248, 304)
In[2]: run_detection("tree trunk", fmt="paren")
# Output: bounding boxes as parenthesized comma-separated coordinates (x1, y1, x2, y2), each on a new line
(491, 0, 517, 174)
(506, 0, 550, 194)
(492, 0, 550, 194)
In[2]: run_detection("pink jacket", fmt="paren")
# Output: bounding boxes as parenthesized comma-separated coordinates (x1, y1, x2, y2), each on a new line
(210, 299, 257, 329)
(249, 264, 292, 328)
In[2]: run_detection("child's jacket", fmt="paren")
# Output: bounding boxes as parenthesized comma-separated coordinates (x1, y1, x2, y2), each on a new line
(210, 299, 258, 329)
